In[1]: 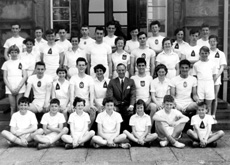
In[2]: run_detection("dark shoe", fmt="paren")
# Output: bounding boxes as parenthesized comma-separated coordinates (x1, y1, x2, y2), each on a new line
(27, 141, 38, 148)
(209, 142, 217, 148)
(192, 141, 199, 148)
(37, 143, 50, 150)
(65, 144, 73, 150)
(144, 142, 152, 148)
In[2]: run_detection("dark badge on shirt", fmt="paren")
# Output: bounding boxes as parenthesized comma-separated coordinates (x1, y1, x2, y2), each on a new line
(79, 82, 84, 88)
(18, 63, 22, 69)
(48, 48, 52, 54)
(175, 43, 179, 49)
(155, 39, 159, 45)
(191, 50, 195, 57)
(122, 54, 127, 60)
(183, 81, 187, 88)
(37, 81, 41, 87)
(140, 81, 145, 87)
(84, 41, 86, 45)
(103, 81, 107, 88)
(200, 121, 205, 129)
(141, 53, 146, 59)
(215, 52, 220, 58)
(56, 83, 60, 90)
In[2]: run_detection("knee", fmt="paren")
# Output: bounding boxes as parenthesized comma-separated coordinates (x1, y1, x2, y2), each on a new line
(62, 127, 69, 134)
(123, 130, 128, 134)
(186, 129, 192, 135)
(218, 130, 225, 137)
(90, 130, 95, 136)
(33, 135, 39, 141)
(1, 130, 7, 137)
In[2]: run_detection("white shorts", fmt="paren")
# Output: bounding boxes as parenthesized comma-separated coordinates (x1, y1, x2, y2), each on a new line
(31, 99, 45, 112)
(45, 132, 59, 144)
(197, 80, 215, 100)
(102, 132, 117, 140)
(5, 76, 26, 94)
(175, 99, 194, 111)
(19, 133, 31, 139)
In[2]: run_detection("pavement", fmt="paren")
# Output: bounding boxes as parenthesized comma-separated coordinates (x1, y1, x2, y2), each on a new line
(0, 130, 230, 165)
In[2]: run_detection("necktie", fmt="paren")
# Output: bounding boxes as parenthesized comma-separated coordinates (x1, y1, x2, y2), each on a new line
(121, 79, 124, 90)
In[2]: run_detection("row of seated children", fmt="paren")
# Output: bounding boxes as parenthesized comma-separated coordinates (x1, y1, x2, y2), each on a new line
(1, 95, 224, 149)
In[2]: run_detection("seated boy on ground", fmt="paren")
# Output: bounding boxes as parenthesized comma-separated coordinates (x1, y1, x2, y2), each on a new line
(1, 97, 39, 147)
(61, 97, 95, 149)
(153, 95, 189, 148)
(123, 99, 158, 147)
(187, 102, 224, 148)
(33, 98, 68, 149)
(91, 97, 130, 149)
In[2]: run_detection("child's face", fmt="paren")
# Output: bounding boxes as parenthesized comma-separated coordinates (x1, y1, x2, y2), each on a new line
(11, 25, 20, 35)
(46, 33, 55, 42)
(136, 104, 144, 115)
(116, 39, 124, 50)
(190, 33, 199, 43)
(75, 102, 84, 111)
(209, 38, 217, 48)
(36, 65, 45, 77)
(199, 50, 209, 61)
(107, 25, 116, 35)
(35, 29, 43, 39)
(130, 29, 138, 38)
(164, 101, 174, 112)
(163, 40, 172, 50)
(71, 37, 79, 47)
(50, 103, 59, 114)
(176, 31, 184, 41)
(105, 102, 114, 111)
(18, 102, 29, 115)
(58, 71, 66, 79)
(77, 61, 87, 73)
(137, 63, 146, 74)
(10, 50, 19, 59)
(157, 68, 167, 78)
(151, 24, 160, 35)
(197, 105, 207, 118)
(58, 29, 66, 40)
(25, 41, 33, 50)
(202, 27, 210, 38)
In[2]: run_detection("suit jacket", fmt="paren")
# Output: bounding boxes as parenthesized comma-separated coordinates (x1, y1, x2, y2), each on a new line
(106, 77, 136, 107)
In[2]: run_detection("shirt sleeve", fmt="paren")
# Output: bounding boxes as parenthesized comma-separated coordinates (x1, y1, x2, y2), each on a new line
(68, 113, 73, 124)
(146, 116, 152, 126)
(129, 115, 135, 126)
(3, 39, 10, 49)
(30, 113, 38, 125)
(150, 80, 156, 92)
(9, 113, 17, 127)
(1, 62, 7, 70)
(40, 113, 48, 125)
(190, 115, 197, 126)
(116, 113, 123, 123)
(96, 113, 102, 124)
(192, 77, 198, 87)
(59, 113, 66, 124)
(85, 113, 91, 124)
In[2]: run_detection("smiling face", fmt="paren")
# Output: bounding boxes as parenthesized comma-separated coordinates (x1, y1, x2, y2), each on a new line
(71, 37, 79, 48)
(57, 71, 66, 79)
(116, 64, 126, 79)
(176, 30, 184, 41)
(138, 34, 147, 46)
(151, 24, 160, 35)
(11, 25, 20, 36)
(137, 62, 146, 74)
(50, 103, 59, 115)
(163, 40, 172, 51)
(18, 102, 29, 115)
(25, 41, 34, 52)
(116, 39, 125, 50)
(201, 27, 210, 38)
(95, 29, 104, 43)
(157, 68, 167, 78)
(36, 65, 46, 77)
(77, 61, 87, 73)
(163, 101, 175, 113)
(35, 29, 43, 40)
(105, 102, 114, 112)
(107, 25, 116, 35)
(130, 29, 139, 38)
(180, 64, 190, 77)
(74, 101, 85, 112)
(199, 49, 209, 61)
(197, 105, 207, 118)
(136, 104, 144, 116)
(96, 68, 104, 79)
(46, 33, 55, 43)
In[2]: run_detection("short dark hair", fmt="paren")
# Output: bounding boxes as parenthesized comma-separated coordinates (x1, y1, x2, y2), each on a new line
(106, 21, 116, 27)
(70, 35, 80, 42)
(94, 64, 106, 73)
(155, 64, 168, 76)
(8, 45, 20, 54)
(102, 97, 114, 106)
(46, 29, 55, 35)
(76, 57, 87, 65)
(162, 37, 172, 48)
(200, 46, 210, 53)
(95, 26, 105, 33)
(73, 97, 86, 107)
(34, 26, 44, 32)
(35, 61, 46, 69)
(115, 36, 126, 47)
(209, 35, 218, 42)
(11, 22, 21, 28)
(18, 97, 30, 105)
(129, 26, 139, 33)
(150, 20, 161, 28)
(137, 32, 147, 38)
(136, 57, 146, 66)
(117, 63, 126, 69)
(179, 59, 191, 68)
(56, 67, 67, 75)
(23, 37, 35, 45)
(134, 99, 146, 113)
(163, 95, 174, 103)
(50, 98, 60, 105)
(81, 24, 89, 29)
(189, 28, 200, 35)
(197, 102, 208, 112)
(57, 24, 67, 32)
(174, 28, 184, 36)
(201, 23, 210, 29)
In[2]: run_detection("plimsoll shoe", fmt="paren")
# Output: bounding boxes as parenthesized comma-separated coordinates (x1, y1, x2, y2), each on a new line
(172, 141, 185, 148)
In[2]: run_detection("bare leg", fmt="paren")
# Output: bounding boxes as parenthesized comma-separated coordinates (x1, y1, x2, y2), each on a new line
(155, 121, 176, 144)
(172, 123, 186, 139)
(61, 135, 73, 144)
(78, 130, 95, 145)
(144, 133, 158, 143)
(8, 95, 16, 116)
(114, 133, 129, 144)
(212, 85, 220, 117)
(187, 129, 199, 141)
(91, 136, 107, 147)
(207, 130, 224, 144)
(123, 130, 138, 143)
(1, 130, 27, 146)
(205, 100, 213, 115)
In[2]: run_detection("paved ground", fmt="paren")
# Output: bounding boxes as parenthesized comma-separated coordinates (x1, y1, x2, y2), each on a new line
(0, 130, 230, 165)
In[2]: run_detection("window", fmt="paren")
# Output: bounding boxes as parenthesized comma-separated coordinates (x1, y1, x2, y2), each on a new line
(147, 0, 167, 36)
(50, 0, 71, 38)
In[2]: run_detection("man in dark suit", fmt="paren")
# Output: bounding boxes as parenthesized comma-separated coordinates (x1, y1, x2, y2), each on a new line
(106, 63, 136, 131)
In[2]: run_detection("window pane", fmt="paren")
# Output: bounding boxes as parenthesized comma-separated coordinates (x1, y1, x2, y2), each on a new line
(89, 13, 105, 25)
(113, 0, 127, 11)
(89, 0, 104, 11)
(148, 7, 166, 20)
(148, 0, 166, 6)
(113, 13, 127, 25)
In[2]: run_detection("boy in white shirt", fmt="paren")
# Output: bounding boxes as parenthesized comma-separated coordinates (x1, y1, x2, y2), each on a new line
(197, 23, 210, 48)
(34, 26, 47, 52)
(123, 99, 158, 147)
(103, 21, 117, 52)
(91, 97, 130, 148)
(187, 102, 224, 148)
(61, 97, 95, 149)
(193, 46, 217, 115)
(55, 25, 72, 52)
(146, 20, 164, 54)
(209, 35, 227, 120)
(153, 95, 189, 148)
(79, 25, 95, 50)
(125, 26, 139, 54)
(1, 97, 38, 147)
(4, 22, 25, 60)
(33, 98, 68, 149)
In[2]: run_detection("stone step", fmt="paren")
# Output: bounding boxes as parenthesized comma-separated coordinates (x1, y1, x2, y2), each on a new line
(213, 119, 230, 130)
(216, 109, 230, 120)
(217, 98, 229, 109)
